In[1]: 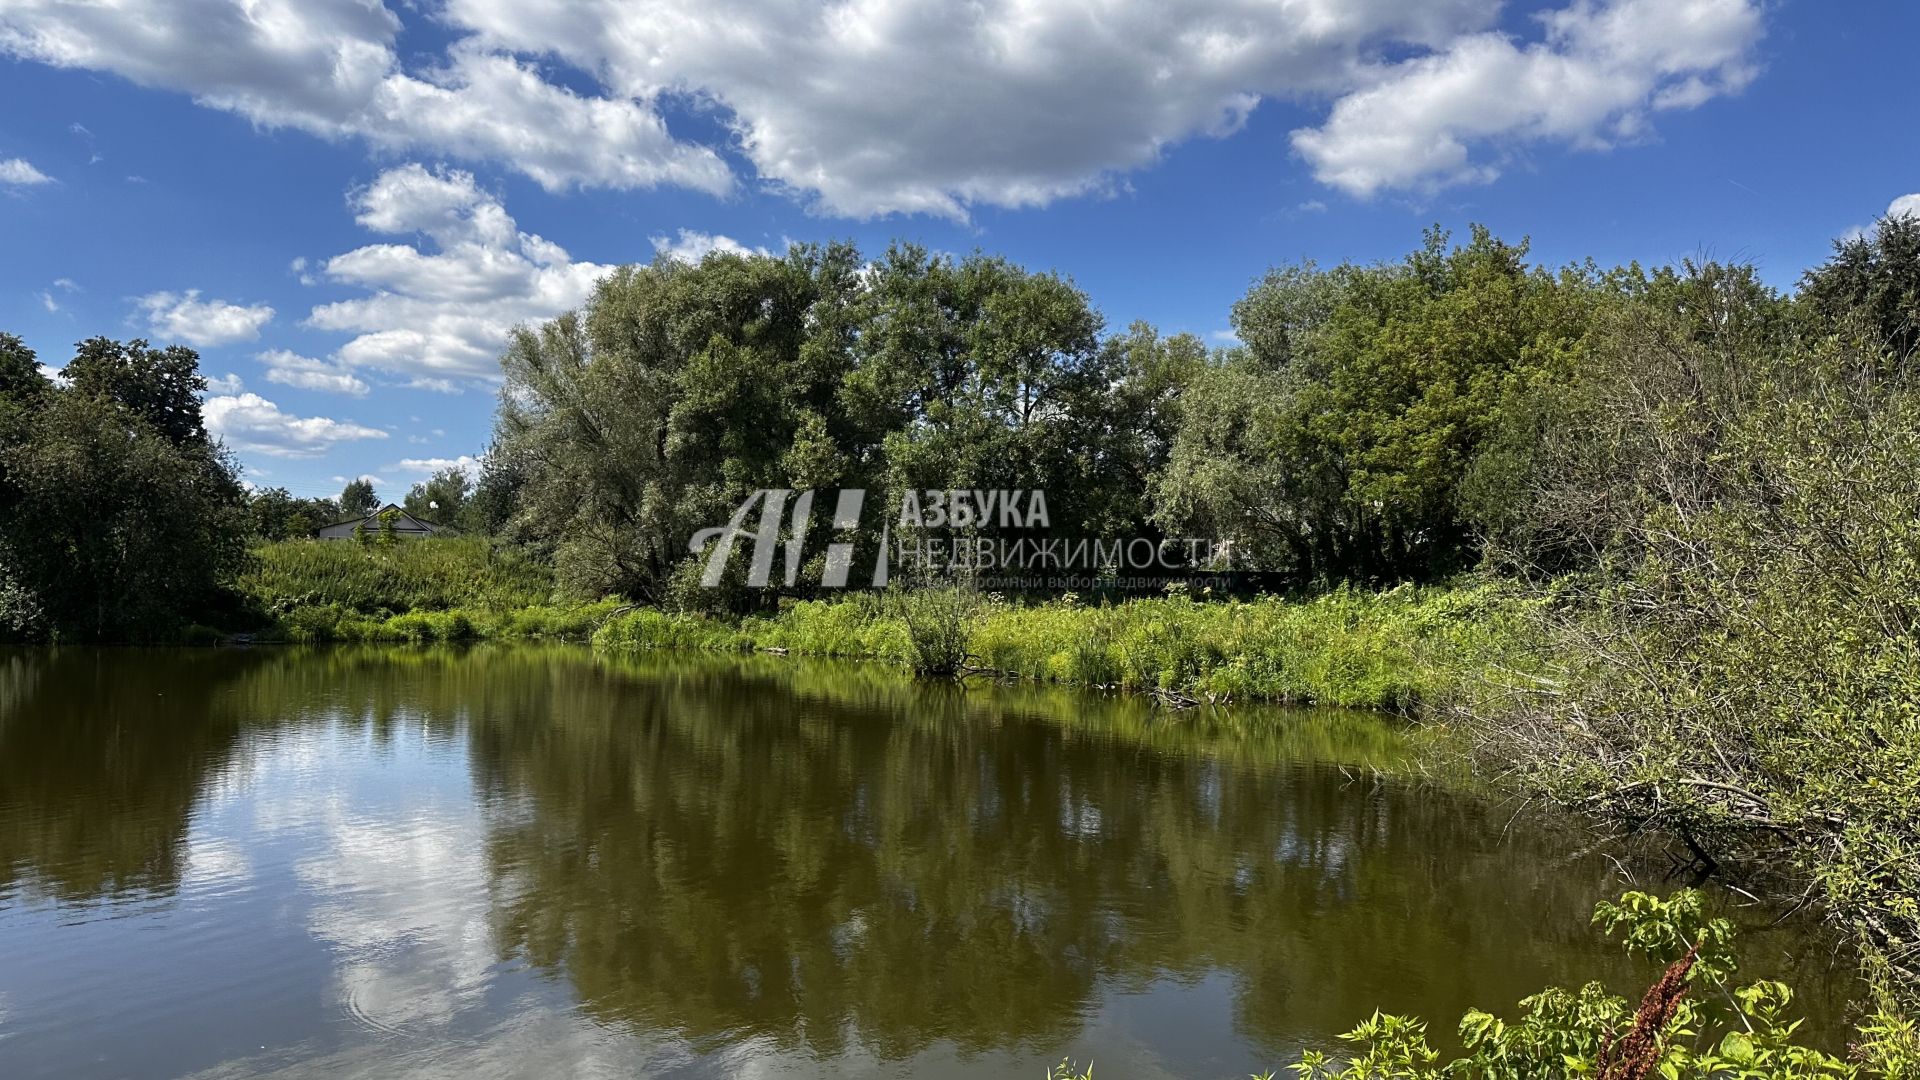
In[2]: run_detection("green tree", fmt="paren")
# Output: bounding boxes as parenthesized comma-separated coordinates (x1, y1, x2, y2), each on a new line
(63, 336, 209, 447)
(338, 477, 378, 518)
(245, 487, 340, 541)
(493, 242, 1195, 604)
(0, 391, 246, 639)
(463, 450, 522, 535)
(0, 332, 50, 410)
(844, 246, 1151, 539)
(1800, 212, 1920, 365)
(403, 467, 471, 526)
(0, 333, 50, 637)
(1471, 260, 1793, 575)
(1155, 227, 1598, 585)
(494, 243, 866, 602)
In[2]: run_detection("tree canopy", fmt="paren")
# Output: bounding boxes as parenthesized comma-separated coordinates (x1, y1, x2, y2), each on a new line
(337, 477, 378, 518)
(0, 337, 244, 640)
(489, 243, 1184, 603)
(477, 226, 1920, 603)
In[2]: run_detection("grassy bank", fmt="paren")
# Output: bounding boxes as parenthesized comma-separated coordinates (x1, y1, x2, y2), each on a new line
(239, 535, 554, 612)
(238, 540, 1530, 707)
(237, 537, 617, 642)
(594, 583, 1530, 711)
(260, 599, 623, 643)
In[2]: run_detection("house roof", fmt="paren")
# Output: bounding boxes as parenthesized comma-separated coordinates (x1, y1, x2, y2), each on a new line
(317, 503, 448, 532)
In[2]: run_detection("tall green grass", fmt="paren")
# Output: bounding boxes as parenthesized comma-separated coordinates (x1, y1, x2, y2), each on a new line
(240, 537, 555, 614)
(268, 600, 622, 644)
(595, 583, 1530, 710)
(238, 537, 620, 642)
(243, 537, 1527, 707)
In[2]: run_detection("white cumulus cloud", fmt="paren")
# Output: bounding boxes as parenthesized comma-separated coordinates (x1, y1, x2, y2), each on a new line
(204, 391, 387, 458)
(1291, 0, 1764, 196)
(649, 229, 772, 264)
(0, 157, 52, 186)
(0, 0, 1772, 215)
(446, 0, 1499, 218)
(391, 455, 483, 477)
(1889, 194, 1920, 220)
(138, 290, 275, 347)
(257, 348, 370, 396)
(0, 0, 729, 196)
(305, 163, 612, 387)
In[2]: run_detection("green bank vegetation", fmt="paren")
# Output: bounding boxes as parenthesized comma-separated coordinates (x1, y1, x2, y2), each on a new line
(1450, 260, 1920, 994)
(241, 534, 553, 613)
(595, 583, 1526, 711)
(1286, 890, 1920, 1079)
(237, 534, 614, 643)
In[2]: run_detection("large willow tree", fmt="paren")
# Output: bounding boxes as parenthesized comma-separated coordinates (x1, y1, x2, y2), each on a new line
(490, 243, 1192, 604)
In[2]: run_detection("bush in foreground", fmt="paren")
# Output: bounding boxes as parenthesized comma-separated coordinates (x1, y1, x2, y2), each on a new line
(1042, 892, 1917, 1079)
(1290, 890, 1917, 1080)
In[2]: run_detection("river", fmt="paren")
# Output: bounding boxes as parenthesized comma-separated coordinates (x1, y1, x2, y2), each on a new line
(0, 645, 1853, 1078)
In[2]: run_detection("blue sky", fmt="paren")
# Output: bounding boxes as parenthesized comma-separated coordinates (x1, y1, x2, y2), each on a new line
(1, 0, 1916, 503)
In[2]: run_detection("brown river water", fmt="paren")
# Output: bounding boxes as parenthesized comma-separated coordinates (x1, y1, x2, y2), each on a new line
(0, 645, 1858, 1078)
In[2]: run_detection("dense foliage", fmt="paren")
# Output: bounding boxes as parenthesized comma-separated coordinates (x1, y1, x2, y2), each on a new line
(1456, 224, 1920, 994)
(479, 227, 1859, 602)
(401, 465, 473, 526)
(245, 487, 344, 541)
(0, 333, 246, 640)
(240, 534, 555, 614)
(596, 584, 1522, 710)
(487, 242, 1202, 603)
(1155, 227, 1598, 584)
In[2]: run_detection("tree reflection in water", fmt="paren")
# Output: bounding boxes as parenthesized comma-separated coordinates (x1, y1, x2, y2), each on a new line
(0, 645, 1845, 1073)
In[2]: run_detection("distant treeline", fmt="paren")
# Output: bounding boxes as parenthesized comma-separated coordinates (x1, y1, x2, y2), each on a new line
(2, 216, 1917, 639)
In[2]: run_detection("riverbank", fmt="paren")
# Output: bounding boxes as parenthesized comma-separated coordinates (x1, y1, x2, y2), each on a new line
(247, 584, 1522, 712)
(592, 583, 1529, 712)
(230, 536, 617, 644)
(236, 538, 1528, 710)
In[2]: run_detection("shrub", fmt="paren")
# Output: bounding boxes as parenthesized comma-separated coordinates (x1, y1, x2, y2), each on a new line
(889, 586, 979, 677)
(1294, 890, 1919, 1080)
(593, 608, 746, 652)
(1459, 319, 1920, 994)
